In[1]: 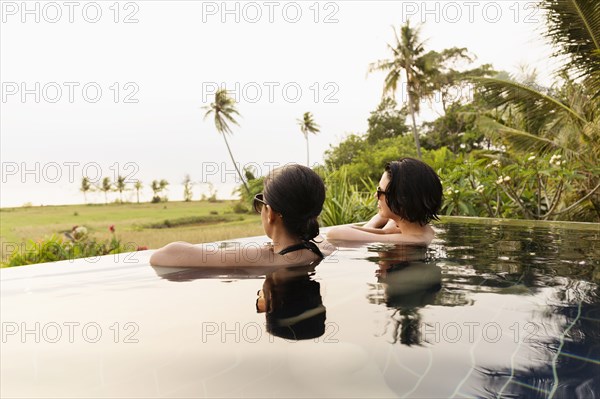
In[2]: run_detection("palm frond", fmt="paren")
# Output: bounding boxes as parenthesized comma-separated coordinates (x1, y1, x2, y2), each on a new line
(544, 0, 600, 97)
(477, 116, 580, 158)
(497, 126, 578, 157)
(382, 69, 402, 97)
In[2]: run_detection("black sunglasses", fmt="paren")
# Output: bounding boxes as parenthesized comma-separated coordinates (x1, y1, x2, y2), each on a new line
(253, 193, 268, 214)
(376, 187, 388, 200)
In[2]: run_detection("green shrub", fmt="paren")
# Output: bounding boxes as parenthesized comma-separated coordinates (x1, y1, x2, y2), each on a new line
(320, 167, 377, 226)
(232, 202, 249, 214)
(2, 226, 133, 267)
(437, 150, 594, 221)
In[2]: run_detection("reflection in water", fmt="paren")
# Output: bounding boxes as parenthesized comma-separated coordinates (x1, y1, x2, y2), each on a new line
(257, 264, 326, 341)
(3, 222, 599, 397)
(366, 244, 442, 346)
(152, 262, 326, 341)
(437, 222, 600, 398)
(150, 224, 600, 395)
(477, 299, 600, 399)
(151, 265, 283, 282)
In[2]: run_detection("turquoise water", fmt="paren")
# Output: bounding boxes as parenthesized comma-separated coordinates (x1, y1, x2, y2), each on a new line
(1, 219, 598, 398)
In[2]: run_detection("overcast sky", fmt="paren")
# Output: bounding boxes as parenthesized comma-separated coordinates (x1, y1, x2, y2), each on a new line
(1, 0, 558, 207)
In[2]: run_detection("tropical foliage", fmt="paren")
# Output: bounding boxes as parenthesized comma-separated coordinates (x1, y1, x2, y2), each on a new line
(469, 0, 600, 220)
(319, 167, 377, 226)
(323, 0, 600, 223)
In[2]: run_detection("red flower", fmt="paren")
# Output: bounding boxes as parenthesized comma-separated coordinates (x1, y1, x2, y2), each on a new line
(109, 225, 115, 233)
(136, 246, 148, 251)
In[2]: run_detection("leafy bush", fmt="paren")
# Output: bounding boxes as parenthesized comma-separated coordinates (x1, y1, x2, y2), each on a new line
(232, 202, 250, 214)
(325, 134, 419, 189)
(320, 167, 377, 226)
(2, 225, 134, 268)
(437, 150, 595, 220)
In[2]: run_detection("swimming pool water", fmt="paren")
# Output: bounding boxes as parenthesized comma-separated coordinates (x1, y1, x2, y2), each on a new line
(1, 218, 598, 398)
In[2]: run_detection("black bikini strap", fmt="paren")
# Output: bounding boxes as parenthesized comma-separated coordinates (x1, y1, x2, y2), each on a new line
(278, 241, 324, 259)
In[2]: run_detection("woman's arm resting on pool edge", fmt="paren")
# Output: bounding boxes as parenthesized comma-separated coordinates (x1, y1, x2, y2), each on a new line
(327, 217, 400, 238)
(149, 242, 273, 267)
(326, 225, 388, 241)
(352, 219, 401, 234)
(150, 240, 332, 267)
(363, 213, 389, 228)
(326, 225, 427, 244)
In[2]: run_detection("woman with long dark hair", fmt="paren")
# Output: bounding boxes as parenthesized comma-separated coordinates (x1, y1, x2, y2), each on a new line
(150, 164, 331, 267)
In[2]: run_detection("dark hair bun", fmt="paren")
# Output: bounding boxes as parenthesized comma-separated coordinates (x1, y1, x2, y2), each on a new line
(264, 165, 325, 242)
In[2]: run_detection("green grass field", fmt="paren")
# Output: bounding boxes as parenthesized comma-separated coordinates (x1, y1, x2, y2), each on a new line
(0, 201, 263, 261)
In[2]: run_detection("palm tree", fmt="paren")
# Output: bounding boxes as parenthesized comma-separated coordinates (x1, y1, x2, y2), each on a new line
(182, 174, 193, 202)
(100, 177, 112, 204)
(369, 21, 431, 158)
(297, 112, 320, 166)
(158, 179, 169, 201)
(151, 180, 161, 202)
(115, 175, 126, 202)
(134, 180, 142, 204)
(472, 0, 600, 218)
(202, 89, 250, 195)
(80, 177, 91, 203)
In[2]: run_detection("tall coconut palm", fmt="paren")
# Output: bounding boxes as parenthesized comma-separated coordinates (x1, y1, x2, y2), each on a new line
(202, 89, 250, 195)
(297, 112, 320, 166)
(369, 21, 431, 158)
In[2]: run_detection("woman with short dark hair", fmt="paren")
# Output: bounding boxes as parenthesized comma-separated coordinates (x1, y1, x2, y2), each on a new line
(326, 158, 443, 245)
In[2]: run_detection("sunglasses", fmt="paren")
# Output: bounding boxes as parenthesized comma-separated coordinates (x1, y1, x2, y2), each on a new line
(376, 187, 389, 200)
(253, 193, 268, 214)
